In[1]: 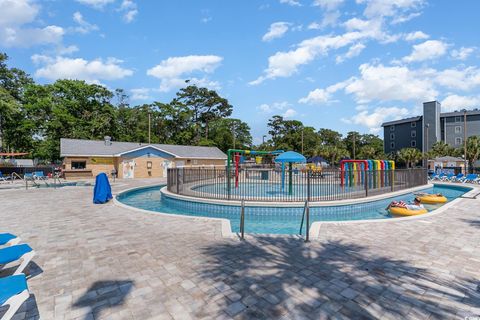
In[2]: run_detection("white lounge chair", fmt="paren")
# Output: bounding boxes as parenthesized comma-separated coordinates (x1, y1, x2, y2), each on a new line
(0, 234, 20, 247)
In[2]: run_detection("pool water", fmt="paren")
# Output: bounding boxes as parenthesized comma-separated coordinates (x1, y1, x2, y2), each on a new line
(117, 184, 469, 235)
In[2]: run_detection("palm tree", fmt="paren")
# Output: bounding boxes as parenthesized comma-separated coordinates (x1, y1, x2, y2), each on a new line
(316, 145, 350, 166)
(466, 136, 480, 173)
(397, 148, 423, 168)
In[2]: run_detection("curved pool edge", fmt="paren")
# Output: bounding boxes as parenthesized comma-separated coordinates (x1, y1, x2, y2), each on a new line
(161, 183, 437, 207)
(309, 183, 480, 239)
(114, 182, 476, 239)
(113, 185, 236, 239)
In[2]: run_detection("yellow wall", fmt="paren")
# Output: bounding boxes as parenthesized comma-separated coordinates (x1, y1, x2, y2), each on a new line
(63, 156, 226, 179)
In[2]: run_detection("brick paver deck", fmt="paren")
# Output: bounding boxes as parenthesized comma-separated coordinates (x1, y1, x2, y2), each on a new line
(1, 179, 479, 319)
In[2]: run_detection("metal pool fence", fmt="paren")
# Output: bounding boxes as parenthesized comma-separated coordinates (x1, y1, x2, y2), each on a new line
(167, 167, 428, 202)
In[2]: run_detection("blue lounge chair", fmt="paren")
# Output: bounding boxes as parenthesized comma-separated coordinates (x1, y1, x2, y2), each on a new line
(441, 173, 454, 181)
(463, 174, 479, 184)
(0, 244, 35, 275)
(451, 173, 464, 182)
(0, 172, 11, 182)
(23, 173, 33, 180)
(33, 171, 47, 180)
(0, 274, 30, 320)
(0, 234, 20, 247)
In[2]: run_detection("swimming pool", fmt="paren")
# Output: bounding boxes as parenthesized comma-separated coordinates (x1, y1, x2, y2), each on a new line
(117, 184, 470, 235)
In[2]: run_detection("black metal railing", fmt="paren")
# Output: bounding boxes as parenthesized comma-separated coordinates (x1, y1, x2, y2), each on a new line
(167, 167, 428, 202)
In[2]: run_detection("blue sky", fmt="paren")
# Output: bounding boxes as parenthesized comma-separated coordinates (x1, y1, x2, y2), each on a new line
(1, 0, 480, 143)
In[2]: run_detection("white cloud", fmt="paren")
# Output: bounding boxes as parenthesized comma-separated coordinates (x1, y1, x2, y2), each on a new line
(130, 88, 152, 101)
(119, 0, 138, 23)
(279, 0, 301, 6)
(262, 22, 291, 42)
(313, 0, 343, 11)
(299, 81, 348, 104)
(344, 63, 438, 103)
(441, 94, 480, 112)
(435, 67, 480, 91)
(404, 31, 429, 41)
(258, 101, 290, 113)
(33, 56, 133, 83)
(72, 11, 99, 34)
(76, 0, 115, 9)
(342, 106, 410, 133)
(402, 40, 448, 63)
(282, 108, 298, 118)
(0, 0, 38, 27)
(358, 0, 425, 19)
(56, 45, 80, 55)
(451, 47, 475, 61)
(307, 22, 322, 30)
(147, 55, 223, 92)
(335, 42, 366, 63)
(0, 0, 64, 48)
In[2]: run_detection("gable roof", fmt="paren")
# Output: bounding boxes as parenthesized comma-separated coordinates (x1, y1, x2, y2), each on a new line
(60, 138, 227, 159)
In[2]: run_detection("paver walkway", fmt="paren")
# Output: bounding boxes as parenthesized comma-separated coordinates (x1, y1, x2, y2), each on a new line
(1, 179, 480, 319)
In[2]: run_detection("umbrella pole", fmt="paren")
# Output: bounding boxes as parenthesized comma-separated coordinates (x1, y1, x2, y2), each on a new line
(289, 162, 293, 195)
(281, 162, 285, 192)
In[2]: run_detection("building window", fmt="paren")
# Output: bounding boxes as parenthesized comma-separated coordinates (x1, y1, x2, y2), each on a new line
(390, 125, 395, 131)
(71, 161, 86, 170)
(411, 140, 416, 147)
(455, 116, 461, 122)
(455, 126, 462, 133)
(455, 137, 462, 145)
(411, 122, 416, 128)
(193, 159, 198, 165)
(411, 130, 416, 138)
(390, 133, 395, 140)
(390, 142, 395, 149)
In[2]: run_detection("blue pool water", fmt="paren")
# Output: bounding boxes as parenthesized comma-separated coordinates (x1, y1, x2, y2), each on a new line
(193, 182, 364, 198)
(117, 184, 470, 235)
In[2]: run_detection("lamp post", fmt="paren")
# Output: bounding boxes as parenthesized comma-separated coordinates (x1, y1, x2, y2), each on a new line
(424, 123, 429, 168)
(352, 132, 356, 160)
(262, 135, 266, 145)
(301, 128, 304, 154)
(464, 109, 468, 174)
(148, 111, 152, 144)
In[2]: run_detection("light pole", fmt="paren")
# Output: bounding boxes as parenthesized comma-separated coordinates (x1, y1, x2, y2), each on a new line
(301, 128, 304, 154)
(352, 132, 356, 160)
(148, 111, 151, 144)
(464, 109, 467, 174)
(262, 135, 266, 145)
(424, 123, 429, 168)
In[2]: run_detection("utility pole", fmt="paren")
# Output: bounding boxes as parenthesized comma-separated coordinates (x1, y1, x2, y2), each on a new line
(352, 133, 356, 160)
(301, 128, 304, 154)
(464, 109, 468, 174)
(148, 112, 151, 144)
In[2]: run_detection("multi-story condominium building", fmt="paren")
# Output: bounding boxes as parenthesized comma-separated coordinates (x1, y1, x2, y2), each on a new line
(382, 101, 480, 154)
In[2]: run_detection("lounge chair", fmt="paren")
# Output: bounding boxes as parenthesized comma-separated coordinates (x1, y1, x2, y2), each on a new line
(0, 234, 20, 247)
(0, 244, 35, 275)
(450, 173, 464, 182)
(463, 174, 480, 184)
(33, 171, 47, 180)
(0, 172, 10, 182)
(428, 173, 438, 181)
(23, 173, 33, 180)
(441, 173, 454, 181)
(0, 274, 30, 320)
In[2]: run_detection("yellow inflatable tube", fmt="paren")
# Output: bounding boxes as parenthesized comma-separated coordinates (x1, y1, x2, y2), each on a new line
(417, 194, 447, 204)
(389, 207, 428, 217)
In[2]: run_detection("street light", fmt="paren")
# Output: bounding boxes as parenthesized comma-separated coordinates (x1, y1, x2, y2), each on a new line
(464, 109, 467, 174)
(424, 123, 429, 168)
(262, 135, 266, 144)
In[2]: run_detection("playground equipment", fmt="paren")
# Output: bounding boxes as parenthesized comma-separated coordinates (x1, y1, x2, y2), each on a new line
(274, 151, 306, 195)
(340, 160, 395, 189)
(226, 149, 284, 197)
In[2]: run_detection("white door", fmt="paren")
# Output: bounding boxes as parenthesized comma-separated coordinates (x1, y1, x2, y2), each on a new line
(122, 160, 135, 179)
(162, 160, 173, 178)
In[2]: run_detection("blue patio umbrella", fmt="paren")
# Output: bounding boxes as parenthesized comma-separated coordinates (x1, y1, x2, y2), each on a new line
(275, 151, 306, 194)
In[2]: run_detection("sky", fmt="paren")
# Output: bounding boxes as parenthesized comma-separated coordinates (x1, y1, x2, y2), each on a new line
(1, 0, 480, 144)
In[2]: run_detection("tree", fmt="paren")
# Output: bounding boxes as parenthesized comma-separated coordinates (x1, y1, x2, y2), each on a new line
(425, 141, 460, 159)
(397, 148, 423, 168)
(316, 145, 350, 166)
(208, 118, 252, 151)
(318, 128, 344, 147)
(466, 136, 480, 172)
(174, 84, 232, 143)
(344, 131, 384, 159)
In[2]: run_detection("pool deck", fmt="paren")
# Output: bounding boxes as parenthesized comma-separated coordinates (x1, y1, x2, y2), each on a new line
(1, 178, 480, 319)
